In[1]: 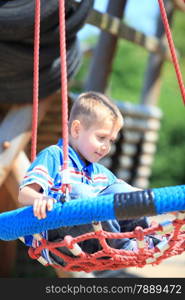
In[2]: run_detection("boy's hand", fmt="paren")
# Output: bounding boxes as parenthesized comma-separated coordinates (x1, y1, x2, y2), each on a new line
(33, 196, 56, 219)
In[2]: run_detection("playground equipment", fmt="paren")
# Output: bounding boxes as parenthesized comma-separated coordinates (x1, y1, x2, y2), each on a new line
(0, 0, 184, 276)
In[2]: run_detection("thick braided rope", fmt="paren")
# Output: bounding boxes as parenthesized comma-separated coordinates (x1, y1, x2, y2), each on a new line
(158, 0, 185, 105)
(0, 185, 184, 271)
(31, 0, 40, 162)
(0, 185, 184, 241)
(59, 0, 70, 188)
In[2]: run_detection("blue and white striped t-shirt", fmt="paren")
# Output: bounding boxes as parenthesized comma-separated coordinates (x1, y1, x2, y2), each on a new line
(20, 139, 121, 200)
(20, 139, 125, 262)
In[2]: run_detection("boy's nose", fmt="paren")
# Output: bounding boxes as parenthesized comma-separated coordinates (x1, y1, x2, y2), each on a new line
(101, 143, 110, 152)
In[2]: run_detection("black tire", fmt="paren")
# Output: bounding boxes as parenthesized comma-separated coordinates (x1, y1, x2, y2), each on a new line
(0, 0, 94, 42)
(66, 0, 94, 36)
(0, 0, 91, 104)
(0, 38, 81, 103)
(0, 0, 59, 41)
(66, 38, 82, 78)
(0, 35, 79, 79)
(22, 24, 76, 49)
(0, 41, 60, 75)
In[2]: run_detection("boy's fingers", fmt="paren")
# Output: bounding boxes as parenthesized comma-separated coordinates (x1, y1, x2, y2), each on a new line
(47, 198, 53, 211)
(47, 198, 56, 211)
(33, 197, 56, 219)
(40, 198, 47, 219)
(33, 198, 40, 216)
(33, 198, 46, 219)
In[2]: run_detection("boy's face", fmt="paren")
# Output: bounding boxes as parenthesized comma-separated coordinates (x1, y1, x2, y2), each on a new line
(71, 119, 121, 163)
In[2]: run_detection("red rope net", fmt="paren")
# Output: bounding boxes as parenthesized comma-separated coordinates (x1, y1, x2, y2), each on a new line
(28, 212, 185, 272)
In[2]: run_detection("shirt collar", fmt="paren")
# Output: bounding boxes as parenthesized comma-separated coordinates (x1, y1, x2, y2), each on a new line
(57, 139, 94, 176)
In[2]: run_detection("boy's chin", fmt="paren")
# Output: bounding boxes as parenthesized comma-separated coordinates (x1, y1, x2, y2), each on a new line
(92, 158, 101, 163)
(86, 158, 99, 163)
(85, 154, 103, 163)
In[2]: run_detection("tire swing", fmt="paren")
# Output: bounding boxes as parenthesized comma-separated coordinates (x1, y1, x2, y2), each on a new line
(0, 0, 184, 273)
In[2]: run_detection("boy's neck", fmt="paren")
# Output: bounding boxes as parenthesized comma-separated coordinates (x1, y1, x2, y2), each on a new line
(69, 136, 90, 166)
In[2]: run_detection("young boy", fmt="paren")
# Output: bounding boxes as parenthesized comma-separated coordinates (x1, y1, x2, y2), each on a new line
(18, 91, 151, 266)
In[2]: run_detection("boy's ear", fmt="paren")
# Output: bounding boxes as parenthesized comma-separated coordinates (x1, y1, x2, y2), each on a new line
(70, 120, 81, 138)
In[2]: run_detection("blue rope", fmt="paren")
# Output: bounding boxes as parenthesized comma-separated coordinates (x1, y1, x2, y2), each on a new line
(0, 185, 184, 241)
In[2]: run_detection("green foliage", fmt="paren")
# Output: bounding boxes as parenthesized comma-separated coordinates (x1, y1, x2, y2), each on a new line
(172, 10, 185, 57)
(150, 121, 185, 188)
(150, 8, 185, 188)
(108, 40, 148, 102)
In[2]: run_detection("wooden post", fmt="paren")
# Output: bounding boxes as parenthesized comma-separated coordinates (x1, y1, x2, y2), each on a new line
(84, 0, 127, 92)
(140, 0, 174, 106)
(0, 185, 17, 277)
(0, 92, 55, 277)
(173, 0, 185, 12)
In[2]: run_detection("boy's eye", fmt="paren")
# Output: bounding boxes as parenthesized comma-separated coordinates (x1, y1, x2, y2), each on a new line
(98, 136, 105, 140)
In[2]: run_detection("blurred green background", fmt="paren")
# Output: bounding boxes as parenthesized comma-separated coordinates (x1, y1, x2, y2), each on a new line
(71, 8, 185, 189)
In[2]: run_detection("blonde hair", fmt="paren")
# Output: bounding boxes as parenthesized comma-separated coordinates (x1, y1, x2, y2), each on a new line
(69, 91, 123, 129)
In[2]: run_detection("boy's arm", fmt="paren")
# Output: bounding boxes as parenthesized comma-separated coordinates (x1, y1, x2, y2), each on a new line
(18, 184, 56, 219)
(18, 183, 42, 206)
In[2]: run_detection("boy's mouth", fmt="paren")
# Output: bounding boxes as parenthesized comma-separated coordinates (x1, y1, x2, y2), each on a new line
(95, 152, 103, 158)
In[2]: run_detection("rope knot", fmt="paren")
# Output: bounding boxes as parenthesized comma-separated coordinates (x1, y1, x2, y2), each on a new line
(64, 235, 83, 256)
(28, 247, 40, 260)
(134, 226, 144, 240)
(64, 235, 74, 249)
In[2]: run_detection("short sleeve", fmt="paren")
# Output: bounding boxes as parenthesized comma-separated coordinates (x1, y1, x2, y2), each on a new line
(97, 163, 139, 193)
(20, 146, 62, 195)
